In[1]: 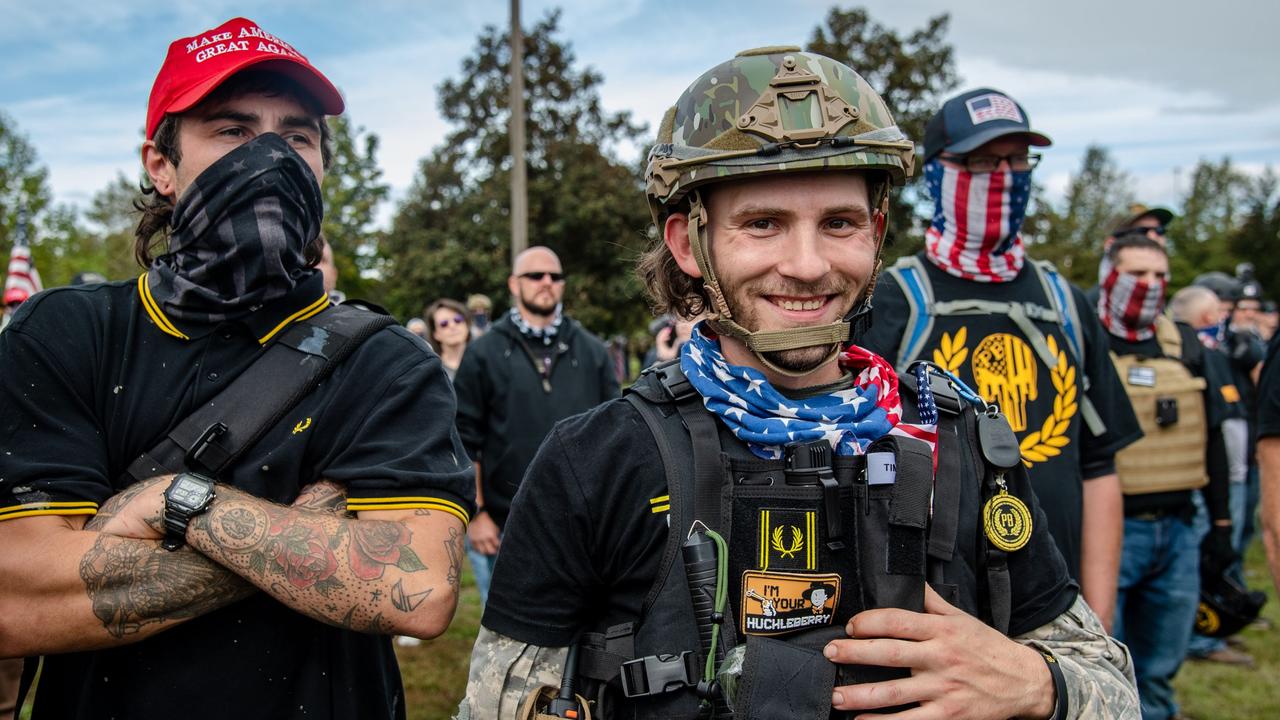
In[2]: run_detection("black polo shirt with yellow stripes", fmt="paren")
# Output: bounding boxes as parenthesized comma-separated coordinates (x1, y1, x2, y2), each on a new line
(0, 271, 473, 719)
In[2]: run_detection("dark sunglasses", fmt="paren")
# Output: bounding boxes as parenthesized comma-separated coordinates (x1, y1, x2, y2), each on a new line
(436, 315, 467, 329)
(1113, 225, 1167, 239)
(518, 271, 565, 283)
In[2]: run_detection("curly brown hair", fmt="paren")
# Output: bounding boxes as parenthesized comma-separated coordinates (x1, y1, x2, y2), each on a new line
(134, 69, 335, 269)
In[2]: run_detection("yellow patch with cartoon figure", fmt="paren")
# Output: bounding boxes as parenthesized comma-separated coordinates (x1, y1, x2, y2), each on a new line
(741, 570, 841, 636)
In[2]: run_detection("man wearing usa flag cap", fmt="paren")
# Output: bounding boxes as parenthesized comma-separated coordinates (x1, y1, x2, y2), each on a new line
(863, 88, 1142, 636)
(0, 18, 473, 719)
(460, 49, 1136, 719)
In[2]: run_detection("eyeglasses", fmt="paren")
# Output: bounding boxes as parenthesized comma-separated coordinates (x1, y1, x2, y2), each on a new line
(940, 152, 1042, 173)
(518, 271, 565, 283)
(436, 315, 466, 329)
(1113, 225, 1167, 239)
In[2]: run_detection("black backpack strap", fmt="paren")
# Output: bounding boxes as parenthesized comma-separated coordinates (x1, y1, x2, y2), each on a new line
(122, 304, 395, 482)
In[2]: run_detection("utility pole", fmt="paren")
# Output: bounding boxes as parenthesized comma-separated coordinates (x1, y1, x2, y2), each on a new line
(509, 0, 528, 263)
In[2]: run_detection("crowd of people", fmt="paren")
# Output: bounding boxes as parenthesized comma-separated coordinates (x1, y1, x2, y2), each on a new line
(3, 15, 1280, 720)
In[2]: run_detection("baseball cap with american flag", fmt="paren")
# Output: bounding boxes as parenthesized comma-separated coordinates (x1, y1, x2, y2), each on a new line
(923, 88, 1051, 162)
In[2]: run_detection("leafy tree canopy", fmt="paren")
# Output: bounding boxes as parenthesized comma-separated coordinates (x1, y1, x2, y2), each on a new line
(383, 10, 650, 336)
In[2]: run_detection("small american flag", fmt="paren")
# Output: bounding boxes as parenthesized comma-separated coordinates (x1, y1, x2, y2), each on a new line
(966, 93, 1023, 125)
(4, 211, 42, 306)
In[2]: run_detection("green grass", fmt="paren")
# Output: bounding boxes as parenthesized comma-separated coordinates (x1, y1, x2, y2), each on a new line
(1173, 540, 1280, 720)
(18, 545, 1280, 719)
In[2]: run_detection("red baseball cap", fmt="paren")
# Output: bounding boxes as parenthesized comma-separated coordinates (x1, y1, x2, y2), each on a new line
(146, 17, 344, 140)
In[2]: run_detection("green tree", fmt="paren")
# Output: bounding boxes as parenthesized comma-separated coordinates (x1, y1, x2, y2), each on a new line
(1228, 167, 1279, 292)
(383, 10, 650, 334)
(0, 111, 53, 263)
(807, 6, 959, 256)
(321, 115, 389, 300)
(1027, 145, 1134, 285)
(1167, 157, 1251, 286)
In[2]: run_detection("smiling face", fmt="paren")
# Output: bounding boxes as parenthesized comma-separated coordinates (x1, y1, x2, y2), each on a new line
(143, 90, 325, 203)
(671, 171, 877, 380)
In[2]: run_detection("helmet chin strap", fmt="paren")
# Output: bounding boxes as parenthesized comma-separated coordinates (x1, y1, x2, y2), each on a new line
(686, 187, 890, 378)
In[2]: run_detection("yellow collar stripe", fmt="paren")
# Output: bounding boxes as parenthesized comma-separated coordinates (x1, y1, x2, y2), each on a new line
(649, 495, 670, 505)
(0, 500, 99, 522)
(258, 294, 330, 345)
(137, 274, 189, 340)
(344, 499, 469, 525)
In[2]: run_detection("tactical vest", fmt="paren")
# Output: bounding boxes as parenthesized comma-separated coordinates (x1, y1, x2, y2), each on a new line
(1112, 317, 1208, 495)
(883, 255, 1107, 437)
(569, 361, 1020, 719)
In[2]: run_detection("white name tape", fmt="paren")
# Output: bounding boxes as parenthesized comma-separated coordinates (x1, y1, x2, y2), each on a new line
(867, 452, 897, 485)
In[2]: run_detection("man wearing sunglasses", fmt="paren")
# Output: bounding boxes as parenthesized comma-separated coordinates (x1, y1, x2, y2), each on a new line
(453, 246, 620, 603)
(863, 88, 1142, 632)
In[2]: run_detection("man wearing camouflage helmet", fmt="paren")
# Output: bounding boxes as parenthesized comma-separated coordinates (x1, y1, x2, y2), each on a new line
(457, 48, 1137, 719)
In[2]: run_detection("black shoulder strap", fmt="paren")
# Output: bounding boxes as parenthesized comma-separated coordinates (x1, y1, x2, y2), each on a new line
(122, 304, 395, 482)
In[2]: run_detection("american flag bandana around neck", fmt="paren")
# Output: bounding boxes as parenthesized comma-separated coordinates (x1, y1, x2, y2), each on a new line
(923, 159, 1031, 283)
(679, 322, 907, 460)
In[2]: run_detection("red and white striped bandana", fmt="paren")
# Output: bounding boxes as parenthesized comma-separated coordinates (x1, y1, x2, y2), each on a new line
(1098, 268, 1167, 341)
(923, 160, 1030, 283)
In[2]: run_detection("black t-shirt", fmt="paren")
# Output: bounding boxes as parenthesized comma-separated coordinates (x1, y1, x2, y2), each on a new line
(862, 257, 1143, 576)
(1257, 335, 1280, 439)
(1108, 332, 1233, 519)
(482, 389, 1077, 648)
(0, 275, 474, 720)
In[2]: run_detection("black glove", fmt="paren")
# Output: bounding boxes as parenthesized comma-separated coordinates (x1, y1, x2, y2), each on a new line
(1201, 525, 1237, 581)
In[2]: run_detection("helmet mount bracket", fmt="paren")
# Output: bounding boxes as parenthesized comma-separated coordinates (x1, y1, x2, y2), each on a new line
(737, 56, 861, 145)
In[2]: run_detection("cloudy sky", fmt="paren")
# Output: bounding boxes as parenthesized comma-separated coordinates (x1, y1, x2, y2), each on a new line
(3, 0, 1277, 227)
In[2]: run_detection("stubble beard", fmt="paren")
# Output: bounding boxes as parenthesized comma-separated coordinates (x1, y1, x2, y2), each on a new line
(722, 276, 857, 374)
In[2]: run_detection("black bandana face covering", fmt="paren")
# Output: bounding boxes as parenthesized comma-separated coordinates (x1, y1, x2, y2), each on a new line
(147, 133, 323, 323)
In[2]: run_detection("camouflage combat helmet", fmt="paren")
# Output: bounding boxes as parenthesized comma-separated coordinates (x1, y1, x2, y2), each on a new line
(645, 47, 915, 374)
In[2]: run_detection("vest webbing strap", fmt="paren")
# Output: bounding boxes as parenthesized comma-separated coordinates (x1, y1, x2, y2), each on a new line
(886, 256, 1106, 437)
(122, 304, 396, 482)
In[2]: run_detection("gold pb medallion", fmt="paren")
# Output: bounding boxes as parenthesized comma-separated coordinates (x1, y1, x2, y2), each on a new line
(983, 489, 1032, 552)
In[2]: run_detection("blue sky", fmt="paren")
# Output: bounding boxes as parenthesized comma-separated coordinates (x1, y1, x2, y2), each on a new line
(3, 0, 1278, 228)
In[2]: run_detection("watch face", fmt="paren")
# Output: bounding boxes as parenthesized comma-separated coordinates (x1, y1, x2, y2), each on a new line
(170, 477, 211, 508)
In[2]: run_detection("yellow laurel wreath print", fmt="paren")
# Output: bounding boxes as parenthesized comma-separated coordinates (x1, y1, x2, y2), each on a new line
(1017, 335, 1076, 467)
(932, 327, 969, 373)
(771, 526, 804, 559)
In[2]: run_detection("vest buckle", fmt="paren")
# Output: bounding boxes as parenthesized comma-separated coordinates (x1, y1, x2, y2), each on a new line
(619, 651, 698, 698)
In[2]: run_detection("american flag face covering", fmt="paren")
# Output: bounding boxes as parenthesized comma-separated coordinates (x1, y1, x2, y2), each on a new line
(1098, 269, 1166, 341)
(680, 323, 902, 459)
(923, 159, 1031, 283)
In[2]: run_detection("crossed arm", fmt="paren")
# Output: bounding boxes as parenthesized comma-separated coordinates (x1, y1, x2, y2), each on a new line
(0, 476, 463, 657)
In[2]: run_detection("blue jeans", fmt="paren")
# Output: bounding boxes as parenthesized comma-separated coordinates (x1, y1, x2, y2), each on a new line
(466, 536, 499, 605)
(1115, 514, 1200, 720)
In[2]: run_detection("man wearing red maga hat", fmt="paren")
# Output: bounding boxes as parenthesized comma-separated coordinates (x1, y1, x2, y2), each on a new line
(0, 18, 474, 719)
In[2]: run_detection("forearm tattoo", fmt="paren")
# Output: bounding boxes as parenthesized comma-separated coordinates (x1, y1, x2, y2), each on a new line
(78, 536, 255, 639)
(188, 487, 440, 634)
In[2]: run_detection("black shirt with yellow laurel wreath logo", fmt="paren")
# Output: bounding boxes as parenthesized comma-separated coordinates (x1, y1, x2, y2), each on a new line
(864, 255, 1142, 577)
(0, 275, 474, 720)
